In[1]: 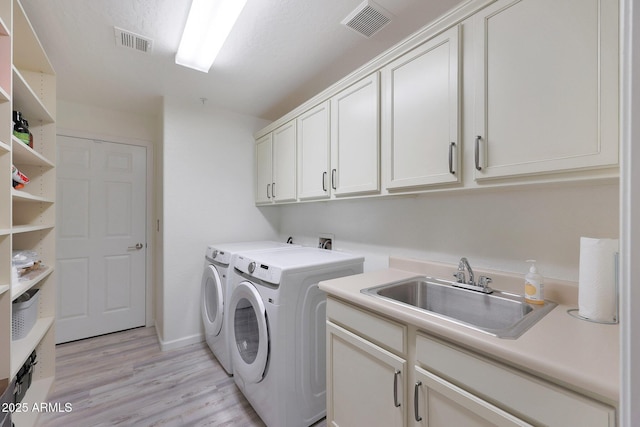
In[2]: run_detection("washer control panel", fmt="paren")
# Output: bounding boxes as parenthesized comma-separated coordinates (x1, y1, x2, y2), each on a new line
(234, 255, 282, 285)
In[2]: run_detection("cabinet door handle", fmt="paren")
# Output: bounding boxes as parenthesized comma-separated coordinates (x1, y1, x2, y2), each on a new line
(475, 135, 483, 171)
(393, 370, 401, 408)
(272, 182, 276, 198)
(322, 172, 327, 192)
(449, 142, 456, 175)
(267, 183, 271, 199)
(331, 169, 337, 190)
(414, 381, 423, 421)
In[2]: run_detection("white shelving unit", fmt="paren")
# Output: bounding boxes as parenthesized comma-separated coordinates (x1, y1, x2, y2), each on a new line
(11, 265, 53, 300)
(0, 0, 56, 425)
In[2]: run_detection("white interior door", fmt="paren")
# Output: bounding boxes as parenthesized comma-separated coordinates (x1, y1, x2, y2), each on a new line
(56, 135, 146, 343)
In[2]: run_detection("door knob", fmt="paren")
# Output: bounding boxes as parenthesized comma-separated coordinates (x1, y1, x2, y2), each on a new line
(128, 243, 143, 250)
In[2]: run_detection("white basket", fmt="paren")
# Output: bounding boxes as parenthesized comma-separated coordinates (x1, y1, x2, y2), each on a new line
(12, 289, 40, 340)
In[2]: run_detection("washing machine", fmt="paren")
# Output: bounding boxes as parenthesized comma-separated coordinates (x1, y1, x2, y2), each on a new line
(201, 240, 298, 375)
(228, 247, 364, 427)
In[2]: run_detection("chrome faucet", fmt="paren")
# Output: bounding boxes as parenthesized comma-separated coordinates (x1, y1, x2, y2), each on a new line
(456, 257, 474, 285)
(453, 257, 493, 294)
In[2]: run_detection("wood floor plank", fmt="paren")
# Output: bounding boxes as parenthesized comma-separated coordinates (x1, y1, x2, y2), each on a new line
(36, 327, 327, 427)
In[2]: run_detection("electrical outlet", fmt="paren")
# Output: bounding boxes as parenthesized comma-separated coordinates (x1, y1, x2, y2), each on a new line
(318, 233, 334, 250)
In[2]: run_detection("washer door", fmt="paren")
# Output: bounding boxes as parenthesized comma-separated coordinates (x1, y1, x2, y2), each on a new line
(229, 281, 269, 384)
(201, 265, 224, 336)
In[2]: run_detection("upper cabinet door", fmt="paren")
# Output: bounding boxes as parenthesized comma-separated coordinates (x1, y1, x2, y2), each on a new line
(255, 133, 273, 204)
(272, 120, 297, 202)
(473, 0, 619, 180)
(383, 25, 461, 191)
(298, 101, 331, 201)
(331, 73, 380, 197)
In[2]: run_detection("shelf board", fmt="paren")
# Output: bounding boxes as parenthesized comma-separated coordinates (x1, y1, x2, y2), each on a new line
(12, 189, 54, 203)
(11, 265, 53, 300)
(12, 66, 55, 124)
(0, 139, 10, 152)
(0, 227, 10, 236)
(0, 14, 8, 36)
(0, 84, 8, 103)
(11, 224, 54, 234)
(11, 316, 54, 378)
(11, 377, 55, 426)
(12, 136, 55, 167)
(0, 284, 9, 295)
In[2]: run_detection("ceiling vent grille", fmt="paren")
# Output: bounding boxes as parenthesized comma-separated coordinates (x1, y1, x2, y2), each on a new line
(341, 1, 392, 38)
(114, 27, 153, 54)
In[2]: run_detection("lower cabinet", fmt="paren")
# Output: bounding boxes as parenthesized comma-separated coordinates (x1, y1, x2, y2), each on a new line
(327, 323, 406, 427)
(326, 297, 617, 427)
(326, 298, 407, 427)
(413, 367, 531, 427)
(415, 334, 616, 427)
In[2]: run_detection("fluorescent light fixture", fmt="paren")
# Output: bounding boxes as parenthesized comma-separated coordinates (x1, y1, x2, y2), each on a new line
(175, 0, 248, 72)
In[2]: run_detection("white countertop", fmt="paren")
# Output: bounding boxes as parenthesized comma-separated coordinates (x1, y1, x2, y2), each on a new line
(318, 258, 619, 405)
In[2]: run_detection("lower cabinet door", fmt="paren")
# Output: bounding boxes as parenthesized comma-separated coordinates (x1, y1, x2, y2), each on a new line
(327, 322, 406, 427)
(413, 366, 533, 427)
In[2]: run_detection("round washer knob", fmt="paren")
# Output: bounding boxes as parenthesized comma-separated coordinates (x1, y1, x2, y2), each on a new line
(212, 250, 218, 258)
(248, 262, 256, 274)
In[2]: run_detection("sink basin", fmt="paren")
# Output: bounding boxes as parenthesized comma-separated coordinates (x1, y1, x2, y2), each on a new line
(361, 277, 557, 339)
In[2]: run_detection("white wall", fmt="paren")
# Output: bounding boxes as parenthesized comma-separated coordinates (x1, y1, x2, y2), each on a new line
(160, 97, 278, 349)
(57, 100, 158, 142)
(275, 182, 619, 282)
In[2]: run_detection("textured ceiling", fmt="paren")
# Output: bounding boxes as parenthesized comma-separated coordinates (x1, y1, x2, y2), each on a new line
(20, 0, 464, 120)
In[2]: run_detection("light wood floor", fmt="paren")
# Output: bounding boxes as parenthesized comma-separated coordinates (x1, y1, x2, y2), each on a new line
(37, 327, 327, 427)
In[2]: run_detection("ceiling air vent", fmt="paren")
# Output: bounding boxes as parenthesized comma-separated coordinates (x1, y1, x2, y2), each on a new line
(341, 0, 393, 38)
(114, 27, 153, 54)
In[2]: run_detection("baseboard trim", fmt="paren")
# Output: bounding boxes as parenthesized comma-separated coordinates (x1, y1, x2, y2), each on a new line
(156, 331, 203, 351)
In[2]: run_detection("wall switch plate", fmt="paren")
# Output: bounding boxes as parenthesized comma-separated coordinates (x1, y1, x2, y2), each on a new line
(319, 233, 334, 250)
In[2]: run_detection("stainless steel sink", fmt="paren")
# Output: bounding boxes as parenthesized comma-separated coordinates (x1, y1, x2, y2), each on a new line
(361, 277, 557, 339)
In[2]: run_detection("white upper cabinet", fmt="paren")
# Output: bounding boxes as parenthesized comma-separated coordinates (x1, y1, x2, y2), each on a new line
(382, 25, 461, 190)
(255, 122, 297, 204)
(256, 0, 620, 204)
(330, 73, 380, 197)
(255, 133, 273, 204)
(473, 0, 619, 180)
(297, 101, 331, 201)
(272, 121, 297, 202)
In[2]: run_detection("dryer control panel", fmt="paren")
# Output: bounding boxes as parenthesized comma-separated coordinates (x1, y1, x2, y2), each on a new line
(206, 245, 232, 265)
(235, 255, 283, 285)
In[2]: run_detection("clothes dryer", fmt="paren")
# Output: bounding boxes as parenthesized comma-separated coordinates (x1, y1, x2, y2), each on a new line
(201, 240, 297, 374)
(228, 247, 364, 427)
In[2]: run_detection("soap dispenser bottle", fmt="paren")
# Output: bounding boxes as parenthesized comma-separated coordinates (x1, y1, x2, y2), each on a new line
(524, 260, 544, 305)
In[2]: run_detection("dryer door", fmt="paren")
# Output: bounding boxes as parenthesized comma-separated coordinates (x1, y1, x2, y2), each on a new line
(229, 281, 269, 384)
(201, 265, 224, 336)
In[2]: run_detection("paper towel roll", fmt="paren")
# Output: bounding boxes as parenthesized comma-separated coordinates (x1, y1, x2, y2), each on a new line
(578, 237, 619, 322)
